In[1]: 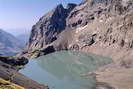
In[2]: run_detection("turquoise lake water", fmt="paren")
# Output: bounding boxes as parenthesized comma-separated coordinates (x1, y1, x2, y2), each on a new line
(20, 51, 112, 89)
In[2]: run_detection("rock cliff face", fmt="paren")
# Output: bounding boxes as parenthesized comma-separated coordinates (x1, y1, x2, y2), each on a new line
(67, 0, 133, 61)
(28, 4, 76, 50)
(23, 3, 77, 58)
(24, 0, 133, 61)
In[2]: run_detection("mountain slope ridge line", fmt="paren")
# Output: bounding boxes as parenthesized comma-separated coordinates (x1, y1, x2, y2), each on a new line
(22, 0, 133, 61)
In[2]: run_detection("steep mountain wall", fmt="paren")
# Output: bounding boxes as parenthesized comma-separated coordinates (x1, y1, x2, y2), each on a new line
(24, 0, 133, 61)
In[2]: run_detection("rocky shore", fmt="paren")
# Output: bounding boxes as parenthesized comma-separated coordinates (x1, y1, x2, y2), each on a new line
(0, 55, 28, 66)
(0, 55, 49, 89)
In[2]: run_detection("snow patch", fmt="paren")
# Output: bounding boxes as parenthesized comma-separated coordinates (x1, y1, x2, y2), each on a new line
(76, 25, 88, 33)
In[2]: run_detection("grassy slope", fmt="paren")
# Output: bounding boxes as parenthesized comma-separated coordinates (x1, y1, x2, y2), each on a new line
(0, 78, 25, 89)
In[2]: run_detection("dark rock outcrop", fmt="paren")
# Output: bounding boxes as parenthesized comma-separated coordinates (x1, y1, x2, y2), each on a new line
(0, 55, 28, 66)
(96, 83, 115, 89)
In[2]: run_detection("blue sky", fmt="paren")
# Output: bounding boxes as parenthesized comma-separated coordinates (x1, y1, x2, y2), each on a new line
(0, 0, 81, 35)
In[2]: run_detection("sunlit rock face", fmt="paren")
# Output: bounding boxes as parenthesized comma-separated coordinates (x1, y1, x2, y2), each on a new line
(27, 4, 77, 50)
(24, 0, 133, 61)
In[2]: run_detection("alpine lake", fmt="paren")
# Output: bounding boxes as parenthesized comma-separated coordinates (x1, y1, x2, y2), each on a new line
(20, 51, 112, 89)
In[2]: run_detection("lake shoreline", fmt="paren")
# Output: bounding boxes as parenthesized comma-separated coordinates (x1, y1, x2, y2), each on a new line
(0, 55, 49, 89)
(20, 51, 113, 89)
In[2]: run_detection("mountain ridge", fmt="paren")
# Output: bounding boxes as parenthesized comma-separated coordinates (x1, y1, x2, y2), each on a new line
(0, 29, 24, 56)
(23, 0, 133, 61)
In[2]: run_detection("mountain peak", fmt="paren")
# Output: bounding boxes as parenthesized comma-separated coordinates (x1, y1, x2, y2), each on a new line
(27, 3, 77, 52)
(24, 0, 133, 61)
(66, 3, 77, 12)
(56, 4, 64, 9)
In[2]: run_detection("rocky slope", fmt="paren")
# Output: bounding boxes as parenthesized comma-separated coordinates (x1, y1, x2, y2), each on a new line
(0, 55, 49, 89)
(23, 0, 133, 61)
(24, 3, 77, 58)
(0, 29, 24, 56)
